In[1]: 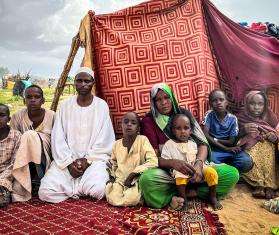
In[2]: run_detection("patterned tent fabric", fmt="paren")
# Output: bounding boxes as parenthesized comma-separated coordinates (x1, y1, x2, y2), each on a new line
(89, 0, 219, 136)
(267, 88, 279, 117)
(202, 0, 279, 116)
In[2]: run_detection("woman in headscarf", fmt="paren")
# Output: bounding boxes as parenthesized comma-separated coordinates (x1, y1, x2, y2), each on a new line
(237, 90, 279, 199)
(139, 83, 239, 209)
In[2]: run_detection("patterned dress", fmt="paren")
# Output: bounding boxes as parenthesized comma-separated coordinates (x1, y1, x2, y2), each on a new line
(243, 140, 279, 189)
(0, 129, 21, 191)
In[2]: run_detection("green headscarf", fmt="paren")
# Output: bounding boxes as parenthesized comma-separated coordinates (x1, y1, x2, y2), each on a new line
(150, 83, 179, 133)
(150, 83, 210, 149)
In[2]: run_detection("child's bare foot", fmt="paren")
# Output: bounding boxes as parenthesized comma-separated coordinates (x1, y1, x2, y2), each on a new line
(252, 187, 265, 198)
(185, 189, 197, 198)
(211, 197, 223, 210)
(170, 196, 184, 210)
(265, 188, 276, 199)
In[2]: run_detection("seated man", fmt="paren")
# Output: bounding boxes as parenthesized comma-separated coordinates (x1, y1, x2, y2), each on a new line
(39, 67, 115, 203)
(11, 85, 55, 201)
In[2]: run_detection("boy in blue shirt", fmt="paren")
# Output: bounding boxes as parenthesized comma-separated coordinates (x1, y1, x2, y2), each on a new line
(202, 89, 253, 173)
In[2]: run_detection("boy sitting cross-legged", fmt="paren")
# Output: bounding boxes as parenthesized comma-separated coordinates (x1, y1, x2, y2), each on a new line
(202, 89, 253, 173)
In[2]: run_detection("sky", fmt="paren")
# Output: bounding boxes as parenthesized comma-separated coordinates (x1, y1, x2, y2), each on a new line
(0, 0, 278, 78)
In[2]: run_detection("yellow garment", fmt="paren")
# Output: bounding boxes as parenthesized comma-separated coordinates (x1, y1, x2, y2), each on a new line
(7, 81, 15, 90)
(106, 135, 158, 206)
(175, 178, 188, 185)
(243, 140, 279, 189)
(175, 167, 218, 187)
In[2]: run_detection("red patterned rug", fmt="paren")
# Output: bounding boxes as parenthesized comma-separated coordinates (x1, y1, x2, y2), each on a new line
(0, 198, 225, 234)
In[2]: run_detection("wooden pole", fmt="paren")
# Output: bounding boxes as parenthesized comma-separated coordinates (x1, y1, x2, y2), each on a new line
(51, 34, 80, 111)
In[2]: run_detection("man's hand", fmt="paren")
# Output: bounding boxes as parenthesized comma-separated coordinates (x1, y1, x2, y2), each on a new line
(75, 158, 90, 172)
(124, 172, 139, 187)
(170, 159, 196, 176)
(68, 162, 83, 178)
(190, 160, 203, 183)
(68, 158, 89, 179)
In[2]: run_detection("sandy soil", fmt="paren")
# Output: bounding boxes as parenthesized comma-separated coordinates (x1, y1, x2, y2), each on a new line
(215, 184, 278, 235)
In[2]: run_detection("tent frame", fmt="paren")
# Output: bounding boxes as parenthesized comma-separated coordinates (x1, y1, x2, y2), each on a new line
(51, 34, 80, 111)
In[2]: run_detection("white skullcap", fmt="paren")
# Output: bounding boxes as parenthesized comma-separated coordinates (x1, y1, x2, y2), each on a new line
(74, 67, 94, 80)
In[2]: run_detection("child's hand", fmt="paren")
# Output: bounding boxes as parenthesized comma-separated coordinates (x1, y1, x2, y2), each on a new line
(244, 123, 259, 134)
(262, 132, 278, 143)
(106, 161, 112, 169)
(227, 146, 242, 154)
(124, 172, 139, 187)
(106, 178, 115, 185)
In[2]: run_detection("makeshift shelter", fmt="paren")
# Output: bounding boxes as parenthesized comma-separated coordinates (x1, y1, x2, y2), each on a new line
(51, 0, 279, 136)
(2, 1, 279, 234)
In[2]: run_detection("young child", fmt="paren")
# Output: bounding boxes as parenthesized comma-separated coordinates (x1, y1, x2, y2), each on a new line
(0, 104, 21, 208)
(106, 112, 158, 207)
(202, 89, 253, 173)
(161, 113, 222, 210)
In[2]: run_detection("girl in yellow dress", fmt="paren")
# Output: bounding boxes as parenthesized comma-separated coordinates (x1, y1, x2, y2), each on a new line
(106, 112, 158, 206)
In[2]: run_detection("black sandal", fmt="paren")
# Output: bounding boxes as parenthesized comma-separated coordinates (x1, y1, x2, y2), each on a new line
(0, 186, 11, 208)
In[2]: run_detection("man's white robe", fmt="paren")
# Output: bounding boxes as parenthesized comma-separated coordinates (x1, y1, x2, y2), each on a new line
(39, 96, 115, 203)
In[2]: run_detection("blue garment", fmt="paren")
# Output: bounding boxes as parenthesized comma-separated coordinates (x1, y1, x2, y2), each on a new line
(21, 80, 32, 89)
(211, 150, 253, 173)
(203, 110, 239, 139)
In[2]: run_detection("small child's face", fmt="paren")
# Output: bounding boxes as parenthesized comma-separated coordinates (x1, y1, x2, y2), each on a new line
(248, 94, 265, 117)
(24, 87, 44, 111)
(210, 91, 227, 113)
(122, 112, 139, 137)
(172, 116, 191, 142)
(0, 106, 10, 129)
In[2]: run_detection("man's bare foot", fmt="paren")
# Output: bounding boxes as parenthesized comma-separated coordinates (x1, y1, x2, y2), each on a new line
(252, 187, 265, 198)
(210, 197, 223, 210)
(170, 196, 184, 210)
